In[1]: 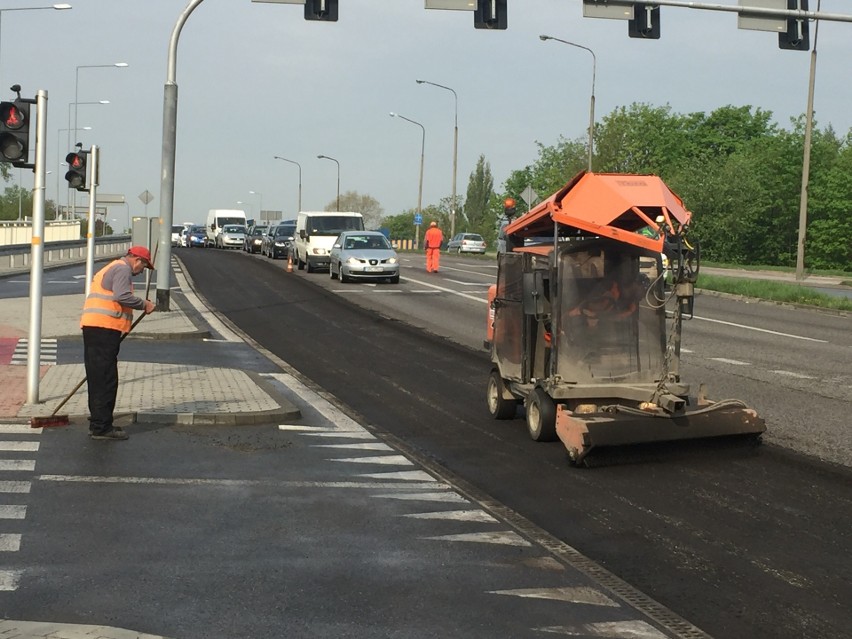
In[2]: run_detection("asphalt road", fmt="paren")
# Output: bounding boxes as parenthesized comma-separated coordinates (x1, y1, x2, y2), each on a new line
(177, 247, 852, 639)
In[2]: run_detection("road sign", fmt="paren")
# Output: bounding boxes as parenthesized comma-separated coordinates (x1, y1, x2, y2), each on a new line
(97, 193, 126, 204)
(414, 213, 423, 225)
(138, 190, 154, 205)
(520, 185, 539, 207)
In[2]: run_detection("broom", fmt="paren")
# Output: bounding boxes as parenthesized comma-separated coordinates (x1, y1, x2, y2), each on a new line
(31, 246, 158, 428)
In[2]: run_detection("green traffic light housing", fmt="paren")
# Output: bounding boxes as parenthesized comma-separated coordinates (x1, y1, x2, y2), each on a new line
(65, 150, 88, 191)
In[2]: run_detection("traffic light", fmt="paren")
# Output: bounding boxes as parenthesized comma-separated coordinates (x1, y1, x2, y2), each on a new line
(779, 0, 809, 51)
(0, 100, 31, 166)
(629, 3, 660, 39)
(64, 151, 88, 191)
(474, 0, 507, 30)
(305, 0, 337, 21)
(503, 197, 517, 220)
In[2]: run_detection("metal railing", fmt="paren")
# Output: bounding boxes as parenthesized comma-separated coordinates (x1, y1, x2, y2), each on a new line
(0, 235, 130, 275)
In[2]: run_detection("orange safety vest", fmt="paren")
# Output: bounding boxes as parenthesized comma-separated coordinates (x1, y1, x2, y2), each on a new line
(80, 259, 134, 333)
(424, 227, 443, 249)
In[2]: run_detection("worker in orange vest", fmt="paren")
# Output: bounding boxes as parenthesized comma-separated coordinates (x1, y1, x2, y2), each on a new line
(424, 221, 444, 273)
(80, 246, 156, 440)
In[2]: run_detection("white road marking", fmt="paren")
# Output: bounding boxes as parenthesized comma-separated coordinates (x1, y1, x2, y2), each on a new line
(535, 620, 669, 637)
(0, 425, 40, 434)
(400, 276, 488, 304)
(0, 461, 35, 472)
(375, 491, 467, 503)
(403, 509, 497, 523)
(771, 370, 816, 379)
(358, 471, 437, 482)
(0, 442, 39, 452)
(37, 475, 444, 490)
(329, 455, 414, 466)
(0, 481, 30, 493)
(313, 442, 393, 451)
(0, 534, 21, 551)
(0, 505, 26, 519)
(443, 278, 491, 287)
(425, 531, 532, 547)
(265, 373, 365, 431)
(300, 431, 376, 440)
(490, 586, 619, 607)
(0, 570, 22, 591)
(694, 315, 827, 343)
(709, 358, 751, 366)
(172, 264, 243, 342)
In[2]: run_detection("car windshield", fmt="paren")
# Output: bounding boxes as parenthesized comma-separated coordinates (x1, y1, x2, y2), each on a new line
(251, 227, 267, 236)
(307, 216, 363, 236)
(171, 226, 183, 234)
(275, 225, 296, 238)
(191, 226, 204, 233)
(464, 234, 483, 241)
(223, 225, 245, 233)
(343, 234, 390, 250)
(217, 217, 244, 227)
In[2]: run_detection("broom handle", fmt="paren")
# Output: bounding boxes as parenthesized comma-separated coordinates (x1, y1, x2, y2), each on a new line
(51, 244, 159, 417)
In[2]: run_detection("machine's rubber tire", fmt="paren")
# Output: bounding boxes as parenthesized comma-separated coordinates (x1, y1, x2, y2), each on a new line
(329, 263, 338, 280)
(526, 388, 557, 442)
(457, 247, 462, 256)
(487, 369, 516, 420)
(340, 266, 350, 283)
(297, 254, 305, 270)
(306, 259, 315, 273)
(389, 274, 400, 284)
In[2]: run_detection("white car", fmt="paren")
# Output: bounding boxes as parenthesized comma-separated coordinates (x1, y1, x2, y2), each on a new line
(171, 225, 183, 247)
(217, 224, 246, 249)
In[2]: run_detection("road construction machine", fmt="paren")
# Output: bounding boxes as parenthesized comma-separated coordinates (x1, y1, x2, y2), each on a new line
(485, 171, 765, 465)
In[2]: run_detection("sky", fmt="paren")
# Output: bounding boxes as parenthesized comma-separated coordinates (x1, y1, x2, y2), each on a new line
(2, 0, 851, 229)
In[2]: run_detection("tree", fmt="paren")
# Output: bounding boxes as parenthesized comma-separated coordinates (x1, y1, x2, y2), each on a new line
(324, 191, 384, 229)
(463, 155, 493, 235)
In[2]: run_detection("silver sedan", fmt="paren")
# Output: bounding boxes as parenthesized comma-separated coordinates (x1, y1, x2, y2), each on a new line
(329, 231, 400, 284)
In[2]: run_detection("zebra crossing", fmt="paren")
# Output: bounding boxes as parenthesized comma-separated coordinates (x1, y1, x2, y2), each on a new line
(9, 339, 57, 366)
(0, 424, 41, 592)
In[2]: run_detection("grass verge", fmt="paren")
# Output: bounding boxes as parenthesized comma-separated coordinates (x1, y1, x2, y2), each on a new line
(697, 274, 852, 311)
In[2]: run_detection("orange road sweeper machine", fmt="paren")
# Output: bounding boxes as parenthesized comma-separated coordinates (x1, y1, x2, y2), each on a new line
(485, 171, 765, 465)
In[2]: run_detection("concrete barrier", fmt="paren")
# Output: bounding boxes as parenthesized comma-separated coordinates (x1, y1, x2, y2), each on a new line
(0, 236, 130, 276)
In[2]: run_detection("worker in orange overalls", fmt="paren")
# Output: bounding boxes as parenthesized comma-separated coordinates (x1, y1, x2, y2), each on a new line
(424, 221, 444, 273)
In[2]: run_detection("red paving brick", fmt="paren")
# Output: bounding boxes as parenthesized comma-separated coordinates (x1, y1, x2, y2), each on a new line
(0, 364, 49, 418)
(0, 338, 18, 365)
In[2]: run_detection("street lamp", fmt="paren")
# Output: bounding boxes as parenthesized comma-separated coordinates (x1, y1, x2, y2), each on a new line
(416, 79, 458, 237)
(73, 62, 127, 140)
(539, 35, 596, 172)
(390, 112, 426, 250)
(317, 154, 340, 212)
(249, 190, 263, 222)
(274, 156, 302, 213)
(0, 5, 72, 82)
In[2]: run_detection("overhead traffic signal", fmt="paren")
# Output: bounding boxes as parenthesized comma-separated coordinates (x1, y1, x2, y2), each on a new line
(64, 150, 88, 191)
(474, 0, 507, 30)
(503, 197, 517, 220)
(779, 0, 809, 50)
(0, 100, 31, 166)
(629, 3, 660, 39)
(304, 0, 337, 21)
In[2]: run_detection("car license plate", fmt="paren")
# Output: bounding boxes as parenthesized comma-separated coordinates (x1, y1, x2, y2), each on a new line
(366, 266, 383, 272)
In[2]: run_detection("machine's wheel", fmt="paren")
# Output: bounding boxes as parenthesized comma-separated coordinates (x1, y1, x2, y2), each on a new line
(487, 369, 516, 420)
(389, 274, 400, 284)
(297, 254, 305, 270)
(306, 259, 315, 273)
(340, 266, 350, 283)
(526, 388, 557, 442)
(329, 263, 338, 279)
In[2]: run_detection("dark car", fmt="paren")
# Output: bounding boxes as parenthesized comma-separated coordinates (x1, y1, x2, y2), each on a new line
(186, 225, 207, 248)
(262, 223, 296, 259)
(244, 225, 268, 253)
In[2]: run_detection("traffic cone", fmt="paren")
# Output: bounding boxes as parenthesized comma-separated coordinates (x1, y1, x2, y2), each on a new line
(287, 253, 294, 273)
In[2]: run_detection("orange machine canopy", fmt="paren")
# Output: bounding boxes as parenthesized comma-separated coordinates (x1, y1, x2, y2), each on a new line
(504, 171, 692, 252)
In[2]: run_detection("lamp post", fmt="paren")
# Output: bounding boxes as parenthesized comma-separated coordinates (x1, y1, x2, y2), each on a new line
(249, 190, 263, 222)
(274, 156, 302, 213)
(539, 35, 596, 172)
(73, 62, 127, 140)
(416, 79, 458, 237)
(390, 112, 426, 250)
(0, 4, 72, 82)
(317, 154, 340, 211)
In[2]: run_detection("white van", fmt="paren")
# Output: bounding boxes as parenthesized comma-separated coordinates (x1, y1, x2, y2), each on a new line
(206, 209, 247, 247)
(295, 211, 364, 272)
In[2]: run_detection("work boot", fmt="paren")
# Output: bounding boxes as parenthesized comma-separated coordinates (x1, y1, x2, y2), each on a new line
(90, 428, 129, 441)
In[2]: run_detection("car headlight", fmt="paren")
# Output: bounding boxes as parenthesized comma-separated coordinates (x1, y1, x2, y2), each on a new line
(346, 257, 360, 265)
(312, 248, 327, 255)
(387, 257, 398, 264)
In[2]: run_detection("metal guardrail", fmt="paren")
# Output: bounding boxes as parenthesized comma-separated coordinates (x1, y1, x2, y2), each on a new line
(0, 236, 131, 275)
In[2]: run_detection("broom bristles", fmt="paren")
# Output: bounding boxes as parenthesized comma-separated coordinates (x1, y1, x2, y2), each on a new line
(30, 415, 70, 428)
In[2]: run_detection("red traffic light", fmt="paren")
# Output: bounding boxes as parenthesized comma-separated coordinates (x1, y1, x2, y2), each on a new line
(0, 103, 25, 130)
(64, 151, 88, 191)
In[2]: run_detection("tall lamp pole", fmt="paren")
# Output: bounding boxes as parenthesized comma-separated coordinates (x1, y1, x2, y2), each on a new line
(416, 79, 458, 237)
(390, 112, 426, 250)
(249, 190, 263, 221)
(539, 35, 596, 172)
(274, 156, 302, 213)
(317, 154, 340, 211)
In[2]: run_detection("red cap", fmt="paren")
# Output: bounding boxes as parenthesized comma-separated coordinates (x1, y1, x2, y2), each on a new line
(127, 246, 154, 270)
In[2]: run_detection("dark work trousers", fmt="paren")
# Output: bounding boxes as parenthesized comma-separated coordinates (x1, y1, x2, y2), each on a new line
(82, 326, 123, 434)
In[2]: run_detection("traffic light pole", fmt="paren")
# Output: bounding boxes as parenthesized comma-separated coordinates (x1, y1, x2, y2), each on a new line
(26, 89, 48, 405)
(84, 145, 99, 298)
